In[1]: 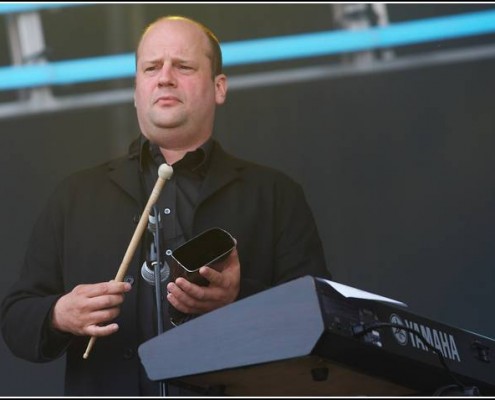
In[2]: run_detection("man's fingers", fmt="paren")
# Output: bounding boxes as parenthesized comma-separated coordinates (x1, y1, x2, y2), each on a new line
(85, 323, 120, 337)
(198, 266, 223, 286)
(168, 280, 204, 304)
(89, 306, 122, 323)
(78, 281, 131, 298)
(86, 293, 127, 311)
(167, 290, 215, 315)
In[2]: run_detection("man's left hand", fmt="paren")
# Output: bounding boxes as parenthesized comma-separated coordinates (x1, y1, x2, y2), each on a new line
(166, 247, 240, 315)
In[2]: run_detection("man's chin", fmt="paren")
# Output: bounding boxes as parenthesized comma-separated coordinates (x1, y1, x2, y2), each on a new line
(145, 126, 183, 146)
(152, 115, 184, 129)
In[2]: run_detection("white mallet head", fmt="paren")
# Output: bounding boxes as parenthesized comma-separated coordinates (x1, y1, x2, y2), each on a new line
(158, 163, 174, 180)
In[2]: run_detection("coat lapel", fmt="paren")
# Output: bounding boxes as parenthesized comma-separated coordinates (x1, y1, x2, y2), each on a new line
(107, 155, 143, 207)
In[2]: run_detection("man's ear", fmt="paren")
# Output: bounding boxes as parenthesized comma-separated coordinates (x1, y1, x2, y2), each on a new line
(215, 74, 228, 105)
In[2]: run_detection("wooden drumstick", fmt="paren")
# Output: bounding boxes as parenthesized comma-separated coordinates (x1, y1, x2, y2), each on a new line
(83, 163, 173, 359)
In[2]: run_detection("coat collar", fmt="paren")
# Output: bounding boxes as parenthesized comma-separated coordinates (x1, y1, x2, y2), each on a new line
(105, 137, 245, 208)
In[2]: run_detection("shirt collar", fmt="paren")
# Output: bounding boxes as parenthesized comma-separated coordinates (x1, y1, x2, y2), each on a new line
(138, 135, 213, 175)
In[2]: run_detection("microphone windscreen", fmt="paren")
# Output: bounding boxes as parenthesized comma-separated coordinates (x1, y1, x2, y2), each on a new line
(141, 261, 170, 285)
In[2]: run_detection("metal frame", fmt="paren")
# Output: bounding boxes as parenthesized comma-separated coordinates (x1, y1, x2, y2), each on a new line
(1, 4, 495, 119)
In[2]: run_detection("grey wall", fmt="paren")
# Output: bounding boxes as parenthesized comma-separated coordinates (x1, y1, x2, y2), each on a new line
(1, 3, 494, 395)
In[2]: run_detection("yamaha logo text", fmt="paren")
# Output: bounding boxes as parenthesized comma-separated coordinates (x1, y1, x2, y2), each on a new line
(389, 314, 461, 362)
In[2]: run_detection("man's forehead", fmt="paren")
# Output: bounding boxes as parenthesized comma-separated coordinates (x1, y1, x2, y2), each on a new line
(138, 20, 209, 56)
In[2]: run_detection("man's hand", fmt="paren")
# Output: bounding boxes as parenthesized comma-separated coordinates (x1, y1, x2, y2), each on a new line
(166, 247, 241, 316)
(51, 281, 132, 337)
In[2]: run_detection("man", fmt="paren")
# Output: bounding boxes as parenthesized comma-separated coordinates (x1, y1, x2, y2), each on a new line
(1, 16, 330, 396)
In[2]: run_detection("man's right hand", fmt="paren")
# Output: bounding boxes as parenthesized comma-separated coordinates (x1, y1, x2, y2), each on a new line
(51, 281, 132, 337)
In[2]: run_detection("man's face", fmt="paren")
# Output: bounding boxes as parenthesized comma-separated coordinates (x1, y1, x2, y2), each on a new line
(134, 19, 226, 150)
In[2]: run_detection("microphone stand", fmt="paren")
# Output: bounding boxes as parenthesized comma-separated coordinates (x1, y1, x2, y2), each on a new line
(150, 204, 169, 397)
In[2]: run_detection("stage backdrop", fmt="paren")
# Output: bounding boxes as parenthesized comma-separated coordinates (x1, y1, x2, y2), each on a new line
(0, 3, 494, 395)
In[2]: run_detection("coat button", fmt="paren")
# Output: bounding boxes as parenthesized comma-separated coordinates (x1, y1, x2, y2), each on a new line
(123, 348, 135, 360)
(124, 275, 135, 286)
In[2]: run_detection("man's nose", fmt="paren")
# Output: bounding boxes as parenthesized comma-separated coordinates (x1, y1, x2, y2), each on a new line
(158, 64, 177, 87)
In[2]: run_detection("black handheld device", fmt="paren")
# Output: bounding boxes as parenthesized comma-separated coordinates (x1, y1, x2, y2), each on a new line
(168, 227, 236, 325)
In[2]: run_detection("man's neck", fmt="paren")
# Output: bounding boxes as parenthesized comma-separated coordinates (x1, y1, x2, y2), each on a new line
(142, 127, 212, 165)
(160, 147, 188, 165)
(158, 137, 211, 165)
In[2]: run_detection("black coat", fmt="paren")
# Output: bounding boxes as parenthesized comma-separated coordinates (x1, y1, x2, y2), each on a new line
(1, 139, 329, 395)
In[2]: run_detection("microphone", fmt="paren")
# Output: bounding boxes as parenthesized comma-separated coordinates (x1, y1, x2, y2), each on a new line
(141, 260, 170, 285)
(83, 163, 173, 359)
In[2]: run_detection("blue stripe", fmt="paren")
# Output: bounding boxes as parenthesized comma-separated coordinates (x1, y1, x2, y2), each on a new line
(221, 9, 495, 64)
(0, 3, 84, 14)
(1, 8, 495, 90)
(0, 54, 136, 90)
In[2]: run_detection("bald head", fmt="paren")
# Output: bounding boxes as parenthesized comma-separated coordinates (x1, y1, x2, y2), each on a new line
(133, 14, 228, 161)
(137, 16, 223, 79)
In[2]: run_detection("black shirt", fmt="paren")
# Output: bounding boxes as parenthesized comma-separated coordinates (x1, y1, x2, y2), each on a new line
(140, 136, 212, 256)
